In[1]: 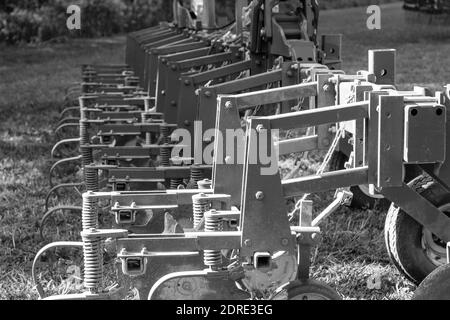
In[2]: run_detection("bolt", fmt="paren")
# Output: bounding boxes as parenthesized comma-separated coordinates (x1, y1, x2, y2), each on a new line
(244, 239, 252, 247)
(204, 91, 211, 98)
(323, 83, 332, 92)
(255, 191, 264, 200)
(287, 70, 294, 77)
(225, 101, 233, 110)
(281, 238, 289, 246)
(161, 90, 166, 96)
(256, 124, 265, 133)
(184, 120, 190, 126)
(225, 156, 232, 164)
(184, 79, 190, 85)
(171, 64, 177, 71)
(322, 138, 330, 147)
(297, 233, 304, 241)
(171, 101, 176, 106)
(255, 60, 261, 65)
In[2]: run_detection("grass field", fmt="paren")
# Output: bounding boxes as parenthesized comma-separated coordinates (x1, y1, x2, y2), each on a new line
(0, 2, 449, 300)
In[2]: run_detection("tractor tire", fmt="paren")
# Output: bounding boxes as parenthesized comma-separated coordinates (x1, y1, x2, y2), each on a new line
(384, 175, 450, 284)
(412, 264, 450, 300)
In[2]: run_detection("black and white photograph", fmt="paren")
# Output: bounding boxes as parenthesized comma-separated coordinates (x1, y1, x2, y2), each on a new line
(0, 0, 449, 304)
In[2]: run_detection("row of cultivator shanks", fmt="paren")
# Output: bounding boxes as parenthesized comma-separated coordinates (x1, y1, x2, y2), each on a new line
(32, 0, 450, 300)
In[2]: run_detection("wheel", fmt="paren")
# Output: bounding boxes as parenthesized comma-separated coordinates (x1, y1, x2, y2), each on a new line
(385, 175, 450, 285)
(329, 151, 385, 209)
(412, 264, 450, 300)
(271, 279, 341, 300)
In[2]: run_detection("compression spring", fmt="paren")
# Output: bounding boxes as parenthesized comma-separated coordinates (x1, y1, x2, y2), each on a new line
(81, 193, 103, 292)
(82, 193, 98, 230)
(80, 121, 93, 166)
(160, 124, 171, 144)
(84, 166, 99, 192)
(189, 166, 204, 189)
(170, 178, 184, 190)
(160, 144, 171, 167)
(192, 193, 210, 229)
(204, 210, 222, 269)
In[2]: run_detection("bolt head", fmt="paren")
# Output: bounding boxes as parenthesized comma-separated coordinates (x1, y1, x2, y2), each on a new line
(225, 101, 233, 110)
(255, 191, 264, 200)
(225, 156, 232, 164)
(287, 70, 294, 77)
(244, 239, 252, 247)
(323, 83, 332, 92)
(204, 91, 211, 98)
(256, 124, 265, 133)
(281, 238, 289, 246)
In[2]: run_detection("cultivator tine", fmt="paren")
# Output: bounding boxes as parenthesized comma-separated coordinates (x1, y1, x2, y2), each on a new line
(44, 182, 84, 212)
(49, 155, 82, 187)
(51, 138, 80, 159)
(39, 206, 83, 241)
(59, 106, 81, 119)
(32, 241, 83, 299)
(54, 122, 79, 136)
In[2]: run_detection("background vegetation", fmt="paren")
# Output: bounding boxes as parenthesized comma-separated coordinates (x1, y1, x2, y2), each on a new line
(0, 0, 400, 44)
(0, 0, 172, 44)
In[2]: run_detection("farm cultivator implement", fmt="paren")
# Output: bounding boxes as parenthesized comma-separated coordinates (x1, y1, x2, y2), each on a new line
(32, 0, 450, 300)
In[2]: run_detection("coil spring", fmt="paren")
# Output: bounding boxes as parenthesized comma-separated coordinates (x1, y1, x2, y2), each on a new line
(142, 113, 152, 145)
(160, 144, 171, 167)
(192, 194, 209, 229)
(204, 211, 222, 268)
(81, 194, 103, 292)
(170, 178, 184, 190)
(84, 167, 99, 192)
(190, 166, 204, 189)
(82, 237, 103, 292)
(80, 120, 89, 144)
(80, 121, 93, 166)
(82, 195, 98, 230)
(160, 125, 170, 144)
